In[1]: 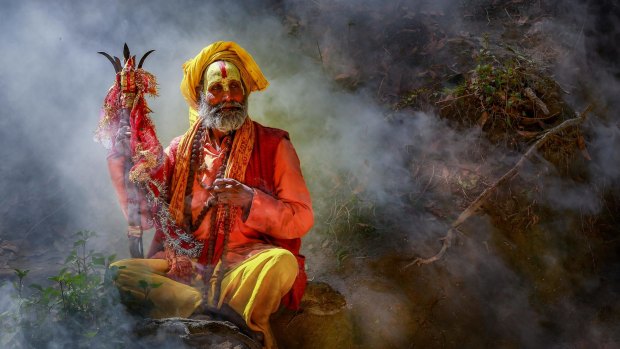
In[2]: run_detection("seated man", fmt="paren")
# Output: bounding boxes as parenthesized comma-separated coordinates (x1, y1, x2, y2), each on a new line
(106, 41, 314, 349)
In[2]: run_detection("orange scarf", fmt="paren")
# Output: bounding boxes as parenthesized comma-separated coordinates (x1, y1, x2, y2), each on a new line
(169, 116, 255, 238)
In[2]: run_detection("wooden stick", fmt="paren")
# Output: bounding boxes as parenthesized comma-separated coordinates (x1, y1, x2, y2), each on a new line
(316, 40, 324, 65)
(405, 105, 592, 268)
(524, 87, 550, 115)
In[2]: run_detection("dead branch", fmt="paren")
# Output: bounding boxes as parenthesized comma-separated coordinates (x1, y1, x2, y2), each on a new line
(405, 105, 592, 268)
(316, 40, 324, 65)
(524, 87, 550, 115)
(436, 93, 475, 104)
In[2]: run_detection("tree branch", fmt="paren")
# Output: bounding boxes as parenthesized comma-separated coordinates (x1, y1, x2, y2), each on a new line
(405, 105, 592, 268)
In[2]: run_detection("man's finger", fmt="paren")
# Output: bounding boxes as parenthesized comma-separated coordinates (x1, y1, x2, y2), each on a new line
(209, 178, 242, 191)
(212, 178, 240, 186)
(210, 182, 236, 190)
(207, 186, 234, 194)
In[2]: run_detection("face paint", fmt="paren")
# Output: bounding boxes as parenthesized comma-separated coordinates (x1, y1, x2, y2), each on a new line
(203, 60, 245, 95)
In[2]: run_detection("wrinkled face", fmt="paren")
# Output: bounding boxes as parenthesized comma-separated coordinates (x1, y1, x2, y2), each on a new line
(198, 61, 248, 132)
(202, 61, 245, 106)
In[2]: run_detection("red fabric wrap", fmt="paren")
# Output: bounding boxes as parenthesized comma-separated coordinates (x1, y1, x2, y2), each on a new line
(98, 62, 161, 231)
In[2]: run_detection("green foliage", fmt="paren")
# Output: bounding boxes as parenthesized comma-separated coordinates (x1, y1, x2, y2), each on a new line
(0, 231, 131, 348)
(12, 268, 29, 297)
(466, 44, 530, 120)
(394, 87, 434, 111)
(110, 278, 164, 318)
(438, 38, 569, 149)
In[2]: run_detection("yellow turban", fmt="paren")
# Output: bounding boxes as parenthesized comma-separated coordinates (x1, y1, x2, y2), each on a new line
(180, 41, 269, 125)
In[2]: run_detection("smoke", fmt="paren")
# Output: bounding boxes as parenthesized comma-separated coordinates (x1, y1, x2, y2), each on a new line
(274, 0, 620, 347)
(0, 0, 619, 347)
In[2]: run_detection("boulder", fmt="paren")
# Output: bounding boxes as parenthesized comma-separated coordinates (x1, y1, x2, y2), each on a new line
(271, 281, 353, 349)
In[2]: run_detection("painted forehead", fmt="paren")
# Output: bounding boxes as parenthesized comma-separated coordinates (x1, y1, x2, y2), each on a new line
(203, 61, 243, 91)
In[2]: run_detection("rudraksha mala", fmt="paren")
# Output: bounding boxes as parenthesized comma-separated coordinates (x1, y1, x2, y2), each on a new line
(182, 123, 235, 303)
(182, 124, 233, 234)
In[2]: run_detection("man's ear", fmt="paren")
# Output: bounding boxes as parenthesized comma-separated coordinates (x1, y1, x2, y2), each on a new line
(195, 82, 204, 98)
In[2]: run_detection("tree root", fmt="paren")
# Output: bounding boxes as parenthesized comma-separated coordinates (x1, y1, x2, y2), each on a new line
(405, 105, 592, 268)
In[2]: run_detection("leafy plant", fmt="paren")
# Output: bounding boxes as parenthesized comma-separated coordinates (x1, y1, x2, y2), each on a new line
(115, 279, 163, 317)
(0, 231, 133, 348)
(12, 268, 29, 298)
(438, 38, 570, 149)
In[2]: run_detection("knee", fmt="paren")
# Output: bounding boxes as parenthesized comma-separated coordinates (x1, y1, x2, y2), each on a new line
(109, 259, 132, 278)
(110, 258, 131, 269)
(108, 259, 135, 285)
(274, 249, 296, 265)
(271, 249, 298, 279)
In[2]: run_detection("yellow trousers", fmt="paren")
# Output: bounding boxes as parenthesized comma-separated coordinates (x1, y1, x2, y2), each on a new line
(111, 248, 298, 349)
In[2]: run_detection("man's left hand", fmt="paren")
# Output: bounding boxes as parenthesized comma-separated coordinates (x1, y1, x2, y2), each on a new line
(207, 178, 254, 219)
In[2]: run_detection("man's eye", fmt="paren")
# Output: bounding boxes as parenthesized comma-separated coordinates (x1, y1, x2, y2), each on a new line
(230, 82, 241, 90)
(211, 85, 222, 91)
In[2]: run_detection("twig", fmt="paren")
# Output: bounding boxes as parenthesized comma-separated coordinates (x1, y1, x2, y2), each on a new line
(420, 164, 436, 197)
(405, 105, 592, 268)
(436, 93, 475, 104)
(377, 75, 385, 98)
(524, 87, 550, 115)
(316, 41, 323, 66)
(572, 20, 585, 53)
(406, 229, 455, 267)
(23, 198, 73, 236)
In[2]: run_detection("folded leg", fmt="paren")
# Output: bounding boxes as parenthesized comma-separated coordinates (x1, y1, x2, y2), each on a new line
(111, 258, 202, 318)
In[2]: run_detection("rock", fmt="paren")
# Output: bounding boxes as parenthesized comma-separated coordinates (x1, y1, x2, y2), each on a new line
(300, 281, 347, 316)
(0, 240, 19, 254)
(271, 281, 353, 349)
(0, 240, 19, 271)
(132, 282, 352, 348)
(135, 317, 261, 349)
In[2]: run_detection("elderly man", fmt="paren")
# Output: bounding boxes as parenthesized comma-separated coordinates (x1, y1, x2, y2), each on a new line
(107, 41, 313, 348)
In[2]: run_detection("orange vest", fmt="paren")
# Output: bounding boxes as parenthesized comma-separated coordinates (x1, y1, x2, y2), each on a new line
(242, 122, 306, 310)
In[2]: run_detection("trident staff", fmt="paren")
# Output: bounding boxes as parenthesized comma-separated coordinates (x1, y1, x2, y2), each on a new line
(97, 43, 155, 258)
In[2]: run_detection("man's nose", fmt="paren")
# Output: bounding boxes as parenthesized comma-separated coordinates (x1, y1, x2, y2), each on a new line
(222, 90, 232, 102)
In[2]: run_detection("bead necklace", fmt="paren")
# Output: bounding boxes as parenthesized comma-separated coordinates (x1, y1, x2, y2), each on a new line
(182, 124, 235, 305)
(183, 124, 233, 233)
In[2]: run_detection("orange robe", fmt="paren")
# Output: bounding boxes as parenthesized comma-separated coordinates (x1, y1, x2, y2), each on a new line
(145, 122, 313, 305)
(108, 121, 313, 347)
(159, 124, 313, 263)
(108, 121, 314, 268)
(108, 122, 313, 302)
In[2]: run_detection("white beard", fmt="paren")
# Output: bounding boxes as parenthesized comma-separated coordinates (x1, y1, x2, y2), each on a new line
(198, 93, 248, 132)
